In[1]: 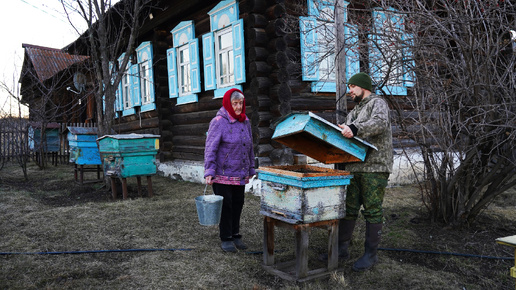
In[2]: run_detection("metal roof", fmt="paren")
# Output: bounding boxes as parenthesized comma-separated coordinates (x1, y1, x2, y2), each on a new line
(22, 43, 89, 82)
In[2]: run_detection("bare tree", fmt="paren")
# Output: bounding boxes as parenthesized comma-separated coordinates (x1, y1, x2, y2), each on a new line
(19, 54, 86, 169)
(60, 0, 152, 137)
(0, 80, 30, 179)
(292, 0, 515, 225)
(385, 0, 516, 225)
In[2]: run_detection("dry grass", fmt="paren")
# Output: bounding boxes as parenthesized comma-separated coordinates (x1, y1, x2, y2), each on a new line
(0, 162, 515, 289)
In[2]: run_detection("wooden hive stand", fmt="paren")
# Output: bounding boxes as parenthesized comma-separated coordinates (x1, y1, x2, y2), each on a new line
(262, 216, 343, 282)
(496, 235, 516, 289)
(74, 164, 103, 185)
(110, 176, 153, 200)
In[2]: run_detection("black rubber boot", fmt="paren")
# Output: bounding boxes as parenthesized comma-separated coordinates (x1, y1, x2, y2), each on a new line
(336, 219, 356, 259)
(319, 219, 356, 261)
(352, 222, 382, 271)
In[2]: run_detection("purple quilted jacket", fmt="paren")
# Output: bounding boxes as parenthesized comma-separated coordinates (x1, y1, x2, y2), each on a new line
(204, 107, 256, 185)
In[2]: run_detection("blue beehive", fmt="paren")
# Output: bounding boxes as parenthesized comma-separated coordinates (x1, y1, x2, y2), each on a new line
(67, 127, 101, 165)
(97, 134, 160, 178)
(271, 112, 376, 164)
(257, 111, 377, 224)
(28, 123, 60, 152)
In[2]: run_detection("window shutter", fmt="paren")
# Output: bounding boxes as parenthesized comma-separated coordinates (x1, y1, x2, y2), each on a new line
(345, 24, 360, 81)
(370, 9, 407, 95)
(189, 39, 201, 93)
(202, 32, 216, 91)
(299, 16, 319, 81)
(110, 61, 122, 112)
(369, 10, 384, 89)
(167, 48, 178, 98)
(131, 64, 141, 106)
(402, 25, 415, 87)
(232, 18, 246, 84)
(117, 80, 123, 111)
(145, 45, 155, 103)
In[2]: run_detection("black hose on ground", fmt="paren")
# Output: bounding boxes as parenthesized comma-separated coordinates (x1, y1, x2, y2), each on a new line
(0, 248, 193, 255)
(1, 247, 513, 261)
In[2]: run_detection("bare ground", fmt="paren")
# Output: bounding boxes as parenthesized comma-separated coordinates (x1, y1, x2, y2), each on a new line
(0, 162, 515, 289)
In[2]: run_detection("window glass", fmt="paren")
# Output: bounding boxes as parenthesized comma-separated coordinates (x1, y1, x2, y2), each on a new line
(122, 71, 131, 109)
(178, 45, 191, 95)
(381, 12, 402, 87)
(318, 21, 336, 81)
(216, 28, 234, 87)
(140, 61, 151, 104)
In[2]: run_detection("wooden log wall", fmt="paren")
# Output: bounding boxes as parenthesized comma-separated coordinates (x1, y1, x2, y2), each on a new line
(112, 1, 219, 162)
(166, 1, 247, 162)
(112, 0, 420, 168)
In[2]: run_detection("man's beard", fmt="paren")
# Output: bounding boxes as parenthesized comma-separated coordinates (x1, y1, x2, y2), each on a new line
(352, 94, 363, 103)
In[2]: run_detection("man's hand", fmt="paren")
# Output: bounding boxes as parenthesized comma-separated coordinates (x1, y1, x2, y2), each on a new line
(338, 124, 354, 138)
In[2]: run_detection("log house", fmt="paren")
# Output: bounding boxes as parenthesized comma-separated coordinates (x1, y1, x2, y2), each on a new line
(26, 0, 420, 183)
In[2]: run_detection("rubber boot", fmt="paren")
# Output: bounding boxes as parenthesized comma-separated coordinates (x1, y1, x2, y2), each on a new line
(352, 222, 382, 271)
(337, 219, 356, 259)
(319, 219, 356, 261)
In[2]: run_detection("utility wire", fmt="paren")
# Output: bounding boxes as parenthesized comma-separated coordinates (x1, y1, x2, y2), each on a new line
(18, 0, 68, 24)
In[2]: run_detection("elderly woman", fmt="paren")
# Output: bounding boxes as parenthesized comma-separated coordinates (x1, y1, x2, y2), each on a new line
(204, 88, 256, 253)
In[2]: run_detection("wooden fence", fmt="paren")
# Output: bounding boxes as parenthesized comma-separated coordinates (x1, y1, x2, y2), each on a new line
(0, 119, 96, 166)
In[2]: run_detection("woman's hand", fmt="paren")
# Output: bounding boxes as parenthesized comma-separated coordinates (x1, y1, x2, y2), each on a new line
(205, 176, 213, 185)
(338, 123, 354, 138)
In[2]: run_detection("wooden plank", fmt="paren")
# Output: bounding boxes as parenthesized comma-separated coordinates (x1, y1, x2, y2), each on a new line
(496, 235, 516, 247)
(170, 110, 218, 125)
(328, 221, 339, 270)
(171, 123, 210, 136)
(264, 216, 275, 266)
(295, 225, 309, 278)
(259, 164, 350, 177)
(172, 136, 206, 147)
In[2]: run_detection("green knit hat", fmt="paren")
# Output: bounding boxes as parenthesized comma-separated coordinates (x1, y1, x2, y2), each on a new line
(348, 72, 372, 91)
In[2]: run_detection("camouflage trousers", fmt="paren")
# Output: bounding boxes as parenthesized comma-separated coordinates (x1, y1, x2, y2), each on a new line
(343, 172, 390, 224)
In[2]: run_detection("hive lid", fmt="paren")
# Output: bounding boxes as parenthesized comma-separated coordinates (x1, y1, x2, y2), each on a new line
(272, 112, 377, 164)
(67, 126, 98, 135)
(97, 133, 160, 141)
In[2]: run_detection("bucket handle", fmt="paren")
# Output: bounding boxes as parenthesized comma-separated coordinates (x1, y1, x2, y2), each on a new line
(203, 183, 208, 195)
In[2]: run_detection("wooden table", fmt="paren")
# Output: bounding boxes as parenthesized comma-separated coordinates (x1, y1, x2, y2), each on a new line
(262, 216, 342, 282)
(496, 235, 516, 289)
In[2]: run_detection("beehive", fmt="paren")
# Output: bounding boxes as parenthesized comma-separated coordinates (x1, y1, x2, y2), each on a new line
(67, 127, 101, 165)
(97, 134, 160, 178)
(257, 112, 376, 224)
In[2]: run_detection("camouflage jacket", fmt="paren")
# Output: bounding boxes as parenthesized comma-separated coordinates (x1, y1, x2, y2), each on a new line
(345, 93, 393, 173)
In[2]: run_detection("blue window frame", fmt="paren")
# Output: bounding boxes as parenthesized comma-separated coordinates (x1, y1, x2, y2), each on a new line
(300, 0, 358, 93)
(369, 7, 413, 96)
(300, 1, 412, 95)
(109, 61, 121, 117)
(136, 42, 156, 112)
(167, 21, 201, 105)
(117, 53, 136, 116)
(115, 42, 156, 116)
(202, 0, 245, 99)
